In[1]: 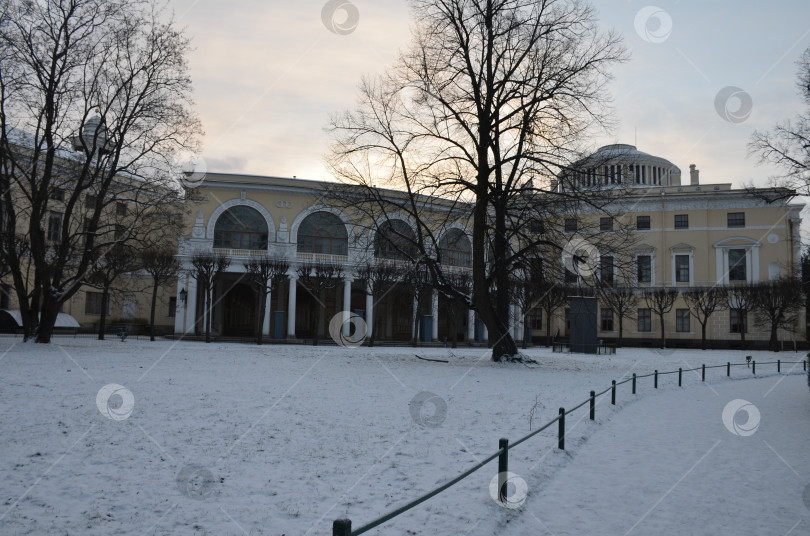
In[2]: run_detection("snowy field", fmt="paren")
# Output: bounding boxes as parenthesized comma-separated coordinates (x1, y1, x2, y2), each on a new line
(0, 337, 808, 535)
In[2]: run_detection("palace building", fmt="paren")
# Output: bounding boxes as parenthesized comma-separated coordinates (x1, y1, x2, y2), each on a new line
(173, 144, 804, 348)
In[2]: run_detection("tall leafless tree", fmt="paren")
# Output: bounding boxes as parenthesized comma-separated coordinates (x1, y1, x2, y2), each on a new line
(682, 287, 726, 350)
(534, 278, 570, 347)
(643, 288, 678, 349)
(750, 46, 810, 193)
(190, 251, 230, 343)
(0, 0, 200, 342)
(141, 248, 180, 342)
(245, 257, 290, 346)
(329, 0, 627, 361)
(296, 261, 344, 346)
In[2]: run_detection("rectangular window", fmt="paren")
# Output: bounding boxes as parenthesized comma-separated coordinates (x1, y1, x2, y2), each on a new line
(600, 256, 614, 286)
(116, 202, 128, 217)
(674, 214, 689, 229)
(47, 212, 62, 242)
(50, 188, 65, 202)
(637, 308, 651, 332)
(86, 194, 97, 209)
(85, 292, 110, 315)
(601, 309, 614, 331)
(0, 283, 11, 309)
(600, 217, 613, 231)
(168, 297, 177, 317)
(728, 249, 747, 281)
(564, 268, 578, 285)
(636, 215, 651, 230)
(727, 212, 745, 228)
(637, 255, 652, 283)
(564, 218, 577, 232)
(730, 309, 747, 333)
(675, 254, 690, 283)
(676, 309, 690, 332)
(529, 310, 542, 330)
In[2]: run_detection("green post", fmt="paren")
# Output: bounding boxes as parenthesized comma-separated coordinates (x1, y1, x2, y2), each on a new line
(498, 438, 508, 502)
(333, 519, 352, 536)
(678, 368, 682, 387)
(632, 373, 636, 394)
(589, 391, 595, 420)
(702, 364, 705, 381)
(558, 408, 565, 450)
(611, 380, 616, 405)
(654, 370, 658, 389)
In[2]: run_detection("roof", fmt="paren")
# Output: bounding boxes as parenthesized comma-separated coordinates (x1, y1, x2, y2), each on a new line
(0, 310, 80, 328)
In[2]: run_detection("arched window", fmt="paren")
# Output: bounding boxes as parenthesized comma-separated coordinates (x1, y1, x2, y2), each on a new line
(297, 211, 348, 255)
(213, 206, 268, 250)
(438, 228, 471, 268)
(374, 220, 417, 261)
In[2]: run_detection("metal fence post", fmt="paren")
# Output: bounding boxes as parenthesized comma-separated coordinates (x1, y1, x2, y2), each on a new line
(654, 370, 658, 389)
(333, 519, 352, 536)
(632, 373, 637, 394)
(611, 380, 616, 405)
(589, 391, 595, 420)
(677, 368, 682, 387)
(752, 361, 756, 375)
(498, 438, 509, 502)
(702, 364, 705, 382)
(777, 359, 781, 373)
(558, 408, 565, 450)
(727, 362, 731, 377)
(804, 359, 807, 371)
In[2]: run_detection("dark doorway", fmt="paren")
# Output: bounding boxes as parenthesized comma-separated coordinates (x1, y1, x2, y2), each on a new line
(223, 282, 257, 337)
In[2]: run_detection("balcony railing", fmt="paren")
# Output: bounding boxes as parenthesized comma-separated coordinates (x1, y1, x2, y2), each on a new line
(296, 252, 349, 264)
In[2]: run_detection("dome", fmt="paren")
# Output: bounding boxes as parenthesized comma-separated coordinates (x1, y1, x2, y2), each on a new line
(561, 144, 682, 190)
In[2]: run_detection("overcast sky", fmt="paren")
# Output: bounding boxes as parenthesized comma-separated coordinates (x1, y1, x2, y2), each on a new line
(167, 0, 810, 191)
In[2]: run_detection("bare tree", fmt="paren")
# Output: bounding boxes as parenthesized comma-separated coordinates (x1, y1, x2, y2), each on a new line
(750, 46, 810, 192)
(329, 0, 627, 361)
(511, 257, 545, 349)
(534, 278, 570, 347)
(597, 286, 637, 347)
(643, 288, 678, 349)
(86, 245, 139, 340)
(296, 261, 344, 346)
(750, 278, 804, 351)
(442, 271, 472, 349)
(190, 251, 231, 343)
(245, 257, 290, 346)
(355, 260, 408, 346)
(724, 285, 757, 350)
(403, 260, 434, 347)
(0, 0, 200, 342)
(141, 248, 180, 342)
(682, 287, 726, 350)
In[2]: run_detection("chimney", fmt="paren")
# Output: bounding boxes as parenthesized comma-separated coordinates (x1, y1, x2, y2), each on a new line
(689, 164, 699, 185)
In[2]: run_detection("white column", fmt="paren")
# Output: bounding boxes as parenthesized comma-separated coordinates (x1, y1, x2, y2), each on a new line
(467, 308, 475, 341)
(516, 306, 524, 343)
(262, 291, 272, 335)
(185, 275, 197, 334)
(342, 277, 353, 337)
(431, 290, 439, 341)
(483, 324, 489, 342)
(412, 296, 418, 340)
(365, 282, 374, 339)
(287, 274, 297, 338)
(174, 276, 185, 334)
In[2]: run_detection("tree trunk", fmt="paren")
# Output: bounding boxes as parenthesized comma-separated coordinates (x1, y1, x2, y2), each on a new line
(701, 321, 707, 350)
(35, 299, 59, 344)
(617, 317, 623, 348)
(149, 281, 159, 342)
(770, 322, 779, 352)
(205, 286, 211, 343)
(256, 289, 267, 346)
(521, 312, 529, 350)
(546, 311, 553, 347)
(98, 287, 110, 341)
(659, 313, 665, 349)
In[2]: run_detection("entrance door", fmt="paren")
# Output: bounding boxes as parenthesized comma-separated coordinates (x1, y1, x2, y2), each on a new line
(223, 283, 257, 337)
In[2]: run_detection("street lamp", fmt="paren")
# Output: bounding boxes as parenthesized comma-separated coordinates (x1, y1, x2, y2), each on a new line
(179, 287, 187, 303)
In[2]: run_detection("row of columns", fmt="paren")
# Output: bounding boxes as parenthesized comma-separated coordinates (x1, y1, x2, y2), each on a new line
(175, 272, 524, 342)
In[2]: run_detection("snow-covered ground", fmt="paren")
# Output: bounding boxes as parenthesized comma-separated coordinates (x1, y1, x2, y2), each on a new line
(0, 338, 807, 535)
